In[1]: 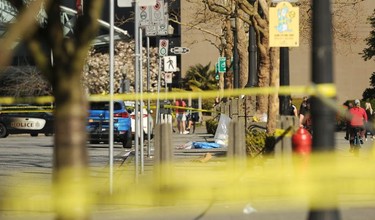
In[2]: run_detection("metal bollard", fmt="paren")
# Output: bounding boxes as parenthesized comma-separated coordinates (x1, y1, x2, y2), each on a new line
(153, 123, 175, 205)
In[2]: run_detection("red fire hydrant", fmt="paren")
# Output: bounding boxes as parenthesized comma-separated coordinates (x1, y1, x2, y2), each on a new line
(292, 127, 312, 155)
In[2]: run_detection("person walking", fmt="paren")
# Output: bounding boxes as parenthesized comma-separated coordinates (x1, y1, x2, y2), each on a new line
(365, 102, 374, 140)
(288, 97, 298, 117)
(299, 96, 308, 113)
(344, 102, 353, 140)
(174, 98, 189, 134)
(349, 99, 368, 151)
(299, 97, 312, 133)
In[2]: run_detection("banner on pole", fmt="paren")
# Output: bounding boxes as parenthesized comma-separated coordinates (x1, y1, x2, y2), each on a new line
(269, 2, 299, 47)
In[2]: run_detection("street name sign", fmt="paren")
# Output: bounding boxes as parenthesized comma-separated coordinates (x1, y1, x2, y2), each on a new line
(218, 57, 226, 73)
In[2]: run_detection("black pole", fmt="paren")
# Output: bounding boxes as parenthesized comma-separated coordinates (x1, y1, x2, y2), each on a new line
(233, 4, 239, 89)
(279, 47, 290, 115)
(245, 25, 257, 88)
(308, 0, 340, 219)
(245, 0, 257, 88)
(233, 26, 239, 89)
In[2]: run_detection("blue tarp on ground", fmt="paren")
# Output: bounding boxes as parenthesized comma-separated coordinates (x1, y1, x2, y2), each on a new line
(192, 142, 221, 149)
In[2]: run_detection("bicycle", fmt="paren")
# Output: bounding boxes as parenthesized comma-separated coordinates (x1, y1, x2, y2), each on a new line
(349, 126, 363, 156)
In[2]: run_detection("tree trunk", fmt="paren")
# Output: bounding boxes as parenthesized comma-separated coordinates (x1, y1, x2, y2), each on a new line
(53, 69, 89, 174)
(257, 36, 271, 114)
(46, 2, 104, 219)
(266, 47, 280, 134)
(237, 16, 249, 88)
(52, 67, 89, 220)
(224, 19, 234, 89)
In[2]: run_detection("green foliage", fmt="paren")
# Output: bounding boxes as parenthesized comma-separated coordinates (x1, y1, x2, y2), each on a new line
(362, 72, 375, 100)
(181, 63, 218, 116)
(361, 10, 375, 100)
(202, 98, 215, 115)
(182, 63, 218, 91)
(205, 118, 218, 135)
(245, 129, 274, 158)
(362, 9, 375, 61)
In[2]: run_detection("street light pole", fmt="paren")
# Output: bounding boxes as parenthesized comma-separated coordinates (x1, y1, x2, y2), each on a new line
(279, 47, 290, 115)
(245, 23, 257, 88)
(308, 0, 339, 219)
(245, 0, 257, 88)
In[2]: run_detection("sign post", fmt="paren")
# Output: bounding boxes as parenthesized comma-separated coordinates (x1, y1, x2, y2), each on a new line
(218, 57, 226, 73)
(118, 0, 157, 182)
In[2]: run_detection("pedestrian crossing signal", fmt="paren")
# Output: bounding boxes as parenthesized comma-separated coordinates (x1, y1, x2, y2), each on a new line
(163, 56, 177, 72)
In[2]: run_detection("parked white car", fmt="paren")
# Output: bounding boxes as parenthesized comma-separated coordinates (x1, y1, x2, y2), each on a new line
(124, 101, 154, 139)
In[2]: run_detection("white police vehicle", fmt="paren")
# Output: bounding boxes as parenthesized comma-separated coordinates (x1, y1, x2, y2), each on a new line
(0, 105, 54, 138)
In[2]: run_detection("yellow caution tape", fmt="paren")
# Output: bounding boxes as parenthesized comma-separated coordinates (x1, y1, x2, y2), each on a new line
(2, 152, 375, 216)
(0, 84, 337, 104)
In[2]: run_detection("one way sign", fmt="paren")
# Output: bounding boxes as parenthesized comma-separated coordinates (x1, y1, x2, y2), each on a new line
(118, 0, 156, 7)
(170, 47, 190, 54)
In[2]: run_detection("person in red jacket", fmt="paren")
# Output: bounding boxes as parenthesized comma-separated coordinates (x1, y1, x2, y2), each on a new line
(174, 98, 189, 134)
(349, 99, 368, 149)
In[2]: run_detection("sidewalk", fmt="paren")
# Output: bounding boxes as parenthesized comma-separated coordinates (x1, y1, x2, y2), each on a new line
(117, 124, 226, 168)
(113, 130, 375, 220)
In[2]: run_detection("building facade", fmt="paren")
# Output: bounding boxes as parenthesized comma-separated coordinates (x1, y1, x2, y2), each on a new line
(180, 1, 375, 104)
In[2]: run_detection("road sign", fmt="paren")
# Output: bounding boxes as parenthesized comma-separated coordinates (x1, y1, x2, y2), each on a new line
(118, 0, 157, 7)
(170, 47, 190, 54)
(139, 0, 157, 6)
(145, 25, 157, 36)
(218, 57, 226, 72)
(139, 0, 169, 36)
(163, 56, 177, 72)
(118, 0, 132, 7)
(159, 39, 169, 56)
(139, 6, 150, 27)
(156, 1, 169, 36)
(164, 72, 172, 84)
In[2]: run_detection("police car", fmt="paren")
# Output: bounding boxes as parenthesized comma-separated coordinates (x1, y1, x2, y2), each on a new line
(0, 105, 54, 138)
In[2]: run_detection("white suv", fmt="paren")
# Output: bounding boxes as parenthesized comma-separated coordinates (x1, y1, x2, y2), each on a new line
(124, 101, 154, 139)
